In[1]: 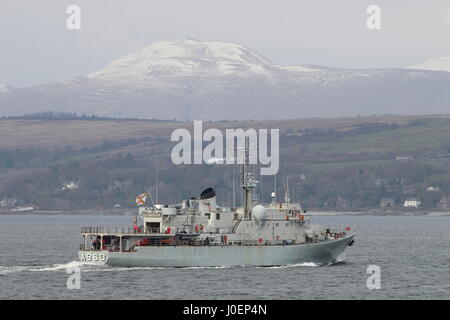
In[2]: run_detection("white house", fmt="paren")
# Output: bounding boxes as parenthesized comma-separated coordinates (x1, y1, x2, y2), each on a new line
(0, 198, 17, 208)
(396, 155, 413, 161)
(403, 198, 421, 208)
(62, 182, 79, 191)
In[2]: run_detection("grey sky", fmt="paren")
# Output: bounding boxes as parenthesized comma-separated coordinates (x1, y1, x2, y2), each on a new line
(1, 0, 450, 87)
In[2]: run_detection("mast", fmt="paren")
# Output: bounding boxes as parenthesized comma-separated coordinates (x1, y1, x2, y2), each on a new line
(274, 173, 277, 202)
(155, 167, 158, 205)
(260, 171, 263, 204)
(232, 165, 236, 208)
(284, 176, 290, 205)
(240, 137, 257, 219)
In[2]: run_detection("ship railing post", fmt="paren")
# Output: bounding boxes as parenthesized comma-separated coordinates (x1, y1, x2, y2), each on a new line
(119, 236, 122, 252)
(100, 235, 103, 251)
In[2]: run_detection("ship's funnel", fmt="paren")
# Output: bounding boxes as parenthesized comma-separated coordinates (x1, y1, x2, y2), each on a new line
(199, 187, 217, 212)
(200, 187, 216, 199)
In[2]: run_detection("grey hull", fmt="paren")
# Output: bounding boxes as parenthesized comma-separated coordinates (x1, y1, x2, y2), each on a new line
(79, 233, 355, 267)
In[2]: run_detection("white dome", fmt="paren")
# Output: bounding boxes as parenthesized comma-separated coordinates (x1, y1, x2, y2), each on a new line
(251, 205, 267, 222)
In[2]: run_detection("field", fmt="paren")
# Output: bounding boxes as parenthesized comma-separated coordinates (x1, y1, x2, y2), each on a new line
(2, 114, 450, 149)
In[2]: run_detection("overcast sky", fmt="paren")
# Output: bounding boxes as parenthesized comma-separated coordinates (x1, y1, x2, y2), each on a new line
(1, 0, 450, 87)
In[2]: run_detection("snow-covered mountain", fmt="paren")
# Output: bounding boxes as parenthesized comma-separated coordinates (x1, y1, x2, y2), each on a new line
(89, 39, 274, 81)
(407, 57, 450, 72)
(1, 39, 450, 120)
(87, 39, 320, 83)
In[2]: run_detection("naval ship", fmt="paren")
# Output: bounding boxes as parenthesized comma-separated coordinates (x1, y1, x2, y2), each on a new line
(78, 146, 355, 267)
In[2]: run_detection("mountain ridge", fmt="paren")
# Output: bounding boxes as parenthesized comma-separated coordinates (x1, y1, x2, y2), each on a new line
(1, 39, 450, 120)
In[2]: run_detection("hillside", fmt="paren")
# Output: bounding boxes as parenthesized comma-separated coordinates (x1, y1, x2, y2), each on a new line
(1, 114, 450, 211)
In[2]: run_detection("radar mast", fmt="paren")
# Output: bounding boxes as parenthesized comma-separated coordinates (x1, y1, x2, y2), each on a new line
(240, 137, 257, 219)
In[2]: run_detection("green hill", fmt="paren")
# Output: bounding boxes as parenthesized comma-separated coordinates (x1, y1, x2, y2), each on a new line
(1, 114, 450, 211)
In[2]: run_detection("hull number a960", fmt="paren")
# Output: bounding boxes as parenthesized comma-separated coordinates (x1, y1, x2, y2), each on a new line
(80, 253, 106, 262)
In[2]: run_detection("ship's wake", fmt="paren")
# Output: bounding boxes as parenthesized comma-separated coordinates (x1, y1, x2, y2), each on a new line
(0, 261, 90, 275)
(85, 265, 238, 272)
(257, 262, 319, 269)
(0, 262, 234, 275)
(1, 260, 346, 275)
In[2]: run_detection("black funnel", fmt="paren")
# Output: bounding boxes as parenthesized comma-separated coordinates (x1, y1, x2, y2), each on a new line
(200, 187, 216, 200)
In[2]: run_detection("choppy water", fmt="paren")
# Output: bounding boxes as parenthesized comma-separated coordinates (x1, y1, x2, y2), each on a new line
(0, 214, 449, 299)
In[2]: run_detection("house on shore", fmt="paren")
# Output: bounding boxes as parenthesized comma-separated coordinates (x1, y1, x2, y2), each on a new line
(437, 196, 450, 209)
(403, 198, 421, 208)
(380, 197, 395, 208)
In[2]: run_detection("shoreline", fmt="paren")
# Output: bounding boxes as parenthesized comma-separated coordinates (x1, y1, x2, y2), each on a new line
(1, 209, 450, 217)
(0, 209, 136, 216)
(308, 210, 450, 217)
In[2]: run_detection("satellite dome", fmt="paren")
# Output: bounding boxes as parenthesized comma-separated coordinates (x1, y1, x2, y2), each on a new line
(251, 205, 267, 222)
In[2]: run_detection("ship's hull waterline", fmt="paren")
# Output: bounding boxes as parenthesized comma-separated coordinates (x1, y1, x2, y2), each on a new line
(79, 233, 355, 267)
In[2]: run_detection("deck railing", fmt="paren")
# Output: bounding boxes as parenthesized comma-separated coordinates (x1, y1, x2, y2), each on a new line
(81, 227, 160, 234)
(79, 237, 317, 251)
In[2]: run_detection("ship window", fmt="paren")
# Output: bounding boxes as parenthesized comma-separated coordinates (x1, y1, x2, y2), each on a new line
(216, 213, 220, 220)
(286, 223, 288, 226)
(276, 223, 279, 227)
(205, 213, 211, 219)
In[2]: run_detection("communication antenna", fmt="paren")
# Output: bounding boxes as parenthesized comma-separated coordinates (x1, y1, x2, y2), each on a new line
(285, 176, 290, 205)
(147, 191, 155, 207)
(273, 173, 277, 202)
(260, 171, 263, 204)
(155, 167, 159, 205)
(232, 165, 236, 207)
